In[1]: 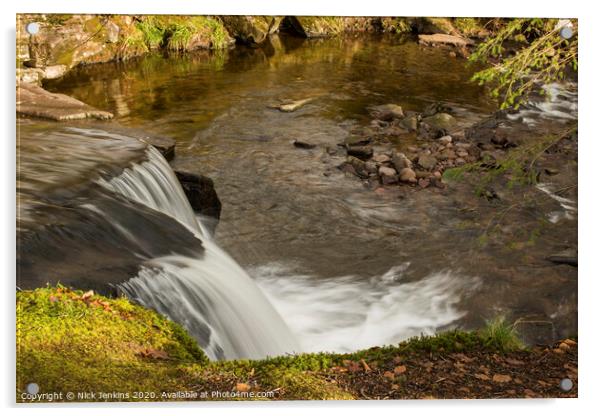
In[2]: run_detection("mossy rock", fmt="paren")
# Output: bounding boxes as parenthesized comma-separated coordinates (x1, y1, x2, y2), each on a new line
(283, 16, 346, 38)
(220, 16, 282, 45)
(17, 286, 208, 400)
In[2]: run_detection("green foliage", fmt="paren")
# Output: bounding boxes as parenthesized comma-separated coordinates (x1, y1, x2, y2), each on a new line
(480, 316, 524, 352)
(136, 17, 165, 50)
(453, 17, 481, 36)
(470, 18, 578, 109)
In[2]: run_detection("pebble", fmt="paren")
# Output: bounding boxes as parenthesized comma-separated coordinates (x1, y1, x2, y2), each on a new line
(399, 167, 417, 183)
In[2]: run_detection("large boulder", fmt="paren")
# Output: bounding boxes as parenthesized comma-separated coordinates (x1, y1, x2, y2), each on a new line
(220, 16, 282, 45)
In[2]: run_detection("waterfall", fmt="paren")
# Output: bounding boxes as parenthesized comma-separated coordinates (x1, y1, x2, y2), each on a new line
(99, 146, 300, 360)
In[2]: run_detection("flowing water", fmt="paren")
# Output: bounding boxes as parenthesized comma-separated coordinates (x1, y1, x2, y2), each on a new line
(18, 33, 578, 358)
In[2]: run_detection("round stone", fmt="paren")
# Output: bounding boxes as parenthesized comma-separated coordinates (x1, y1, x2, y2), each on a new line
(560, 26, 573, 40)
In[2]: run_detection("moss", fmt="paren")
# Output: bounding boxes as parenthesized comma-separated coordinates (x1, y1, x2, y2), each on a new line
(381, 17, 413, 34)
(17, 287, 526, 402)
(292, 16, 346, 37)
(17, 286, 207, 401)
(454, 18, 482, 36)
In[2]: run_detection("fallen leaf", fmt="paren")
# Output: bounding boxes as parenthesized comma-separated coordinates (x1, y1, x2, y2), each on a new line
(360, 359, 371, 373)
(558, 342, 571, 351)
(49, 295, 58, 303)
(505, 358, 525, 366)
(474, 373, 490, 381)
(81, 290, 94, 301)
(139, 348, 169, 360)
(383, 371, 395, 381)
(236, 383, 250, 392)
(394, 365, 407, 375)
(563, 339, 577, 347)
(492, 374, 512, 383)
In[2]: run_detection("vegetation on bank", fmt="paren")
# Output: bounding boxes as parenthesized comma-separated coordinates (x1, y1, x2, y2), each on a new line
(17, 286, 578, 402)
(469, 18, 578, 109)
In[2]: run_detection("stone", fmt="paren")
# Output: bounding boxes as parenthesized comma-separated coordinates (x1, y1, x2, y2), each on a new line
(417, 120, 446, 140)
(422, 102, 453, 117)
(391, 152, 412, 172)
(438, 135, 453, 144)
(270, 97, 315, 112)
(346, 145, 373, 159)
(42, 64, 68, 80)
(282, 16, 345, 38)
(293, 140, 316, 149)
(174, 170, 222, 234)
(17, 83, 113, 121)
(547, 249, 577, 267)
(400, 114, 419, 131)
(365, 161, 378, 174)
(105, 20, 120, 43)
(221, 16, 282, 45)
(399, 167, 417, 183)
(379, 166, 399, 185)
(418, 33, 475, 47)
(341, 156, 370, 179)
(418, 154, 438, 171)
(373, 154, 391, 164)
(16, 68, 44, 85)
(457, 150, 469, 158)
(371, 104, 404, 121)
(422, 113, 457, 132)
(418, 178, 431, 188)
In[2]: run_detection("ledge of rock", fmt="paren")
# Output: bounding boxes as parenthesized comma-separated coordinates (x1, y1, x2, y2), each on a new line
(174, 170, 222, 234)
(418, 34, 474, 47)
(17, 83, 113, 121)
(220, 16, 282, 45)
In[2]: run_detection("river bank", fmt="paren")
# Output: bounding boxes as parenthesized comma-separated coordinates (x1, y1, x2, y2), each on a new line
(17, 286, 577, 401)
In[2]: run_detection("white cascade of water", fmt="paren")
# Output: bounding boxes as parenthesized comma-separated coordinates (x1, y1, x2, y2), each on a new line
(253, 263, 480, 353)
(99, 146, 300, 360)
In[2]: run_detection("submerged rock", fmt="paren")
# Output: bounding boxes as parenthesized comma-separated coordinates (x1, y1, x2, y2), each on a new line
(422, 112, 457, 132)
(16, 83, 113, 121)
(293, 140, 317, 149)
(371, 104, 404, 121)
(418, 154, 438, 171)
(399, 168, 417, 183)
(346, 145, 373, 159)
(269, 97, 315, 112)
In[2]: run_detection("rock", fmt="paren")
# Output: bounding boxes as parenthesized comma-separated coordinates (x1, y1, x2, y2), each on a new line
(456, 150, 469, 158)
(373, 154, 391, 164)
(16, 83, 113, 121)
(269, 97, 315, 112)
(391, 152, 412, 172)
(105, 20, 120, 43)
(16, 68, 44, 85)
(417, 120, 446, 140)
(399, 168, 417, 183)
(422, 102, 453, 117)
(418, 154, 438, 171)
(341, 156, 370, 179)
(378, 166, 399, 185)
(371, 104, 404, 121)
(547, 249, 577, 267)
(418, 33, 474, 47)
(42, 64, 68, 80)
(293, 140, 316, 149)
(343, 137, 371, 146)
(220, 16, 282, 45)
(365, 161, 378, 174)
(399, 114, 419, 131)
(545, 168, 560, 176)
(282, 16, 345, 38)
(438, 135, 453, 144)
(174, 170, 222, 232)
(422, 113, 457, 132)
(346, 145, 373, 159)
(418, 178, 431, 188)
(465, 116, 501, 145)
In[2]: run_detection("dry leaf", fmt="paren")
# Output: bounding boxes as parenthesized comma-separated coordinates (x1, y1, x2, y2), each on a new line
(394, 365, 407, 375)
(236, 383, 250, 392)
(81, 290, 94, 301)
(492, 374, 512, 383)
(383, 371, 395, 380)
(474, 373, 490, 381)
(360, 359, 371, 372)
